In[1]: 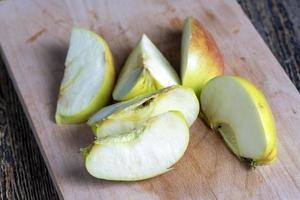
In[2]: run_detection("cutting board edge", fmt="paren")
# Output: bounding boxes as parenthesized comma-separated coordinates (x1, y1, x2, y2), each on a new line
(0, 45, 65, 200)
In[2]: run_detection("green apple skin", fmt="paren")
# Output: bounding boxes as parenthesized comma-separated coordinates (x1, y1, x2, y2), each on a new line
(113, 34, 180, 101)
(55, 28, 115, 124)
(88, 86, 199, 138)
(181, 16, 224, 97)
(82, 111, 189, 181)
(200, 75, 277, 166)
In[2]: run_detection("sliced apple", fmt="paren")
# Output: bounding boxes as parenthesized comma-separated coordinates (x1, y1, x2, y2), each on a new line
(88, 86, 199, 138)
(200, 75, 277, 165)
(55, 28, 115, 124)
(112, 34, 180, 101)
(82, 111, 189, 181)
(181, 16, 224, 96)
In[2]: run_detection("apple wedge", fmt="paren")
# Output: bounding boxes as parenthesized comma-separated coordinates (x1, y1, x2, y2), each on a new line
(181, 16, 224, 96)
(200, 76, 277, 166)
(112, 34, 180, 101)
(55, 28, 115, 124)
(82, 111, 189, 181)
(88, 86, 199, 138)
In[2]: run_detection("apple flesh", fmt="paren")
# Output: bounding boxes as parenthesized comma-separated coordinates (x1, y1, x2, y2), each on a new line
(200, 76, 277, 165)
(113, 34, 180, 101)
(181, 16, 224, 97)
(55, 28, 115, 124)
(82, 111, 189, 181)
(88, 86, 199, 138)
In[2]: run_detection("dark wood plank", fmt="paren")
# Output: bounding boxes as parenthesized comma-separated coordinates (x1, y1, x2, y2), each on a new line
(238, 0, 300, 91)
(0, 58, 59, 200)
(0, 0, 299, 199)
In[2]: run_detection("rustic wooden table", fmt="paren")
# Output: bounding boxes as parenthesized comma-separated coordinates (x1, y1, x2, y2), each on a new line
(0, 1, 299, 199)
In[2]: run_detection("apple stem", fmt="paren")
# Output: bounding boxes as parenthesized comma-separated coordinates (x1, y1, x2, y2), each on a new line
(242, 157, 257, 169)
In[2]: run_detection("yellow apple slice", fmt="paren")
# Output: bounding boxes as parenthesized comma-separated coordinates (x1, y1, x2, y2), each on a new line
(88, 86, 199, 138)
(55, 28, 115, 124)
(81, 111, 189, 181)
(200, 75, 277, 165)
(181, 16, 224, 96)
(112, 34, 180, 101)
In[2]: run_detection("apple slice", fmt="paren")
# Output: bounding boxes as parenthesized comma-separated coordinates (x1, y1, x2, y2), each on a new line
(200, 75, 277, 165)
(82, 111, 189, 181)
(112, 34, 180, 101)
(88, 86, 199, 138)
(55, 28, 115, 124)
(181, 16, 224, 96)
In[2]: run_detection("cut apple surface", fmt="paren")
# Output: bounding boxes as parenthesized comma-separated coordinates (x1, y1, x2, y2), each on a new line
(200, 76, 277, 165)
(55, 28, 115, 124)
(112, 34, 180, 101)
(181, 16, 224, 96)
(82, 111, 189, 181)
(88, 86, 199, 138)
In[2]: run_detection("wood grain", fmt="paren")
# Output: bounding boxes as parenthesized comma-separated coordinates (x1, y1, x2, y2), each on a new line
(238, 0, 300, 91)
(0, 0, 300, 199)
(0, 59, 59, 200)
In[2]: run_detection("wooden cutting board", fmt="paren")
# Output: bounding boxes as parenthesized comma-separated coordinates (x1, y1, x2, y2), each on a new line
(1, 0, 300, 199)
